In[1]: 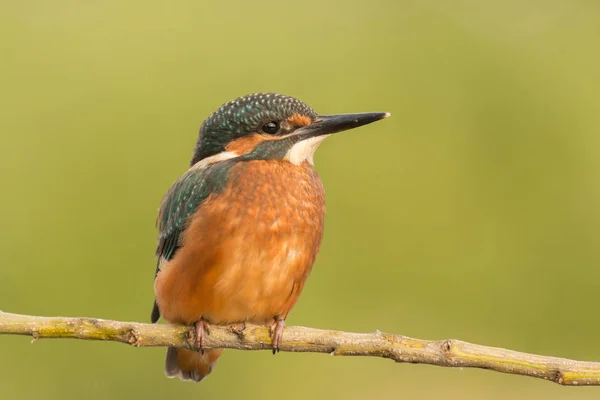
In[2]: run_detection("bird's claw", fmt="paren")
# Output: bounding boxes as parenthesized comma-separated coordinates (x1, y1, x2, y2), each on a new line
(271, 317, 285, 355)
(195, 319, 210, 354)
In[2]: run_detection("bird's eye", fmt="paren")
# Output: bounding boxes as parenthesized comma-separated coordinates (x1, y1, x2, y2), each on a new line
(261, 121, 280, 135)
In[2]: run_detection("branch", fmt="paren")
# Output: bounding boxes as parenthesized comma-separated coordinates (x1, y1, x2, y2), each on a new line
(1, 311, 599, 386)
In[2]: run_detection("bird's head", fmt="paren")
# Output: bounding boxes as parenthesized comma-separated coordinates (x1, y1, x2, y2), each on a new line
(191, 93, 389, 166)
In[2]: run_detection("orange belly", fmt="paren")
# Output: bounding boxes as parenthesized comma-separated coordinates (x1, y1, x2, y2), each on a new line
(154, 159, 325, 325)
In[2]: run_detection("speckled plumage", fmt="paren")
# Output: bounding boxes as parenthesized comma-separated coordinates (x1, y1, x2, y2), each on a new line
(191, 93, 317, 164)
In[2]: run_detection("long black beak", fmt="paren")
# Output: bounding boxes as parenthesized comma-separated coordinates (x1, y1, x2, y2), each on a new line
(295, 112, 390, 139)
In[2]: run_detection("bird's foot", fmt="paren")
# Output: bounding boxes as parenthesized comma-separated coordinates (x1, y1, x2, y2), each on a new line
(194, 319, 210, 354)
(270, 316, 285, 355)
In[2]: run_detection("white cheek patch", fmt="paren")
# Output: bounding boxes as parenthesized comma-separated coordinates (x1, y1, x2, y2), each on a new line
(157, 257, 169, 272)
(190, 151, 239, 170)
(284, 135, 330, 165)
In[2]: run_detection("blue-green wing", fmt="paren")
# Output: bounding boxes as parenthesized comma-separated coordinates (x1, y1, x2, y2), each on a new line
(150, 161, 235, 322)
(157, 168, 210, 261)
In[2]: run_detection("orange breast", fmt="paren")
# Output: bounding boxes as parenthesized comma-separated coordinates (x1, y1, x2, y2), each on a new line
(154, 160, 325, 325)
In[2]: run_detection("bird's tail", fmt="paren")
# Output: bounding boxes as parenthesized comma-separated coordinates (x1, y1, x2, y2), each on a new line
(165, 347, 224, 383)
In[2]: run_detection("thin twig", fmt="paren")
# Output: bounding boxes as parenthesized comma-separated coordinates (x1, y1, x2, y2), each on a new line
(1, 311, 599, 386)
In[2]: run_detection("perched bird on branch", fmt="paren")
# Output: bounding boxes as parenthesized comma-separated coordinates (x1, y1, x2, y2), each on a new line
(150, 93, 389, 382)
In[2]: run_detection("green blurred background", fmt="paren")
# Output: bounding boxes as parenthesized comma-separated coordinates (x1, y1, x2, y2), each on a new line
(2, 0, 600, 399)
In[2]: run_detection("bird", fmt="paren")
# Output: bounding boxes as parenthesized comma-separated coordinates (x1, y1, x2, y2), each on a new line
(150, 92, 389, 382)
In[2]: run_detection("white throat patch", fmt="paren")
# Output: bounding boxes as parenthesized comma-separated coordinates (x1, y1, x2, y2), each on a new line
(284, 135, 329, 165)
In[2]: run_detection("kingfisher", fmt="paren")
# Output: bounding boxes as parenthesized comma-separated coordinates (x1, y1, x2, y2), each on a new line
(150, 93, 389, 382)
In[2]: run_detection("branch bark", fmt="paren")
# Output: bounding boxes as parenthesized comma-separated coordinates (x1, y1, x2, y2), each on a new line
(1, 310, 599, 386)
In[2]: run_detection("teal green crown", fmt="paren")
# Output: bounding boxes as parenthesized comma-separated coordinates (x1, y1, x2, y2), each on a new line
(191, 93, 317, 165)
